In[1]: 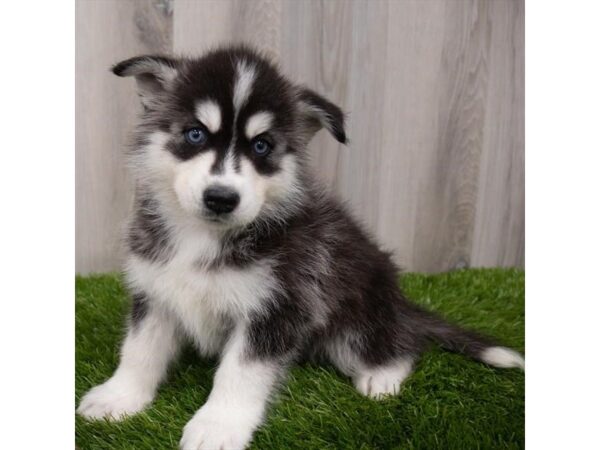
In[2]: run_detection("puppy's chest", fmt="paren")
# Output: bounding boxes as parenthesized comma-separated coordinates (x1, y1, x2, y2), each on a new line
(127, 240, 277, 355)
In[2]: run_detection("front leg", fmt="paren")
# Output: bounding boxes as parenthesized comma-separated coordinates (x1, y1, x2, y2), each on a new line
(78, 294, 180, 420)
(180, 312, 302, 450)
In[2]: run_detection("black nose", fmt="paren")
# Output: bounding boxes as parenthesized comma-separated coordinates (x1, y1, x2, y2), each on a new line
(203, 185, 240, 214)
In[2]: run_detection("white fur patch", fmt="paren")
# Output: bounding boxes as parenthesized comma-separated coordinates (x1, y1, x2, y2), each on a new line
(480, 346, 525, 369)
(126, 248, 279, 356)
(245, 111, 273, 139)
(233, 60, 256, 113)
(180, 327, 278, 450)
(195, 100, 222, 133)
(259, 154, 304, 221)
(353, 359, 413, 399)
(324, 334, 367, 376)
(129, 131, 174, 183)
(172, 150, 218, 216)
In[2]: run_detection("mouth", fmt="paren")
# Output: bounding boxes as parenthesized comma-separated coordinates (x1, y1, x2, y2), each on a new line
(200, 210, 234, 226)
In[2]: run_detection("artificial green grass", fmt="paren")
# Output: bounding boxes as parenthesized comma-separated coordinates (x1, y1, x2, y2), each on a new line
(76, 268, 524, 450)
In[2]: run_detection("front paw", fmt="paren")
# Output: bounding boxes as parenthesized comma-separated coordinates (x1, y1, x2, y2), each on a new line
(77, 376, 153, 421)
(180, 406, 255, 450)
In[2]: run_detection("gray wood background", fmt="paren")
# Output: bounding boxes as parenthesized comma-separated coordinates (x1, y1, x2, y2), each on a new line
(76, 0, 524, 274)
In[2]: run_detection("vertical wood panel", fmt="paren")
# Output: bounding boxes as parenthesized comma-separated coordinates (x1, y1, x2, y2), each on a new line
(378, 0, 448, 269)
(174, 0, 282, 59)
(471, 0, 525, 267)
(333, 1, 389, 234)
(76, 0, 524, 273)
(411, 0, 493, 272)
(75, 0, 172, 274)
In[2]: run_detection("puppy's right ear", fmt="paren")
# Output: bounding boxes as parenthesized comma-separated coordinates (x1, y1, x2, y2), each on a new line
(112, 55, 179, 108)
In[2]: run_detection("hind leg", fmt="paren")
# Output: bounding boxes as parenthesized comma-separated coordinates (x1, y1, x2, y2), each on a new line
(324, 336, 415, 400)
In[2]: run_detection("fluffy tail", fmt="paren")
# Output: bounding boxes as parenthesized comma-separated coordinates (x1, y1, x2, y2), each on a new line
(419, 311, 525, 370)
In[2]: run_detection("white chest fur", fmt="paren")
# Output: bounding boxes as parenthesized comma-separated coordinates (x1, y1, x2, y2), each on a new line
(125, 229, 277, 356)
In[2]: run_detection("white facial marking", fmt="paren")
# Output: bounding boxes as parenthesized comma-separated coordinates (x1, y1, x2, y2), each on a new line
(132, 130, 301, 230)
(481, 346, 525, 369)
(233, 60, 256, 113)
(245, 111, 274, 140)
(221, 150, 236, 177)
(173, 150, 217, 216)
(263, 154, 301, 204)
(195, 100, 222, 133)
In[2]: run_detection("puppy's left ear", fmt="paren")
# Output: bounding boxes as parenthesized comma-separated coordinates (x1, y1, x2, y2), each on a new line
(297, 88, 347, 144)
(112, 55, 179, 108)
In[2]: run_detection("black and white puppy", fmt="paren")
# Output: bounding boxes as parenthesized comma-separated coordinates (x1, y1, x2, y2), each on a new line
(77, 46, 524, 450)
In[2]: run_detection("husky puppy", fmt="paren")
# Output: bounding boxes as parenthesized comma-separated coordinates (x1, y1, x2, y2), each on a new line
(77, 46, 524, 449)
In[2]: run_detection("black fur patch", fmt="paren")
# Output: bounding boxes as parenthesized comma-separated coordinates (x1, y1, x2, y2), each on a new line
(130, 292, 149, 328)
(213, 186, 497, 366)
(246, 291, 313, 360)
(164, 47, 296, 177)
(298, 88, 347, 144)
(115, 46, 345, 178)
(128, 193, 172, 262)
(111, 55, 177, 78)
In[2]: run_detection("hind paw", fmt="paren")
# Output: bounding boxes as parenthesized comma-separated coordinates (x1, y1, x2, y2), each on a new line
(353, 359, 413, 399)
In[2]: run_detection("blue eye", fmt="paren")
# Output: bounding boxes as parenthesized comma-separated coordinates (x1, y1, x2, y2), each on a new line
(252, 138, 271, 156)
(184, 127, 208, 145)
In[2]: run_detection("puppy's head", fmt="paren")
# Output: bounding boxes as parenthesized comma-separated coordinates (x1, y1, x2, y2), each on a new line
(114, 47, 345, 230)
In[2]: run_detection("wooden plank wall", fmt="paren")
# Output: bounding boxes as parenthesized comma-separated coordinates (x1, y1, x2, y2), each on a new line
(76, 0, 172, 273)
(76, 0, 524, 274)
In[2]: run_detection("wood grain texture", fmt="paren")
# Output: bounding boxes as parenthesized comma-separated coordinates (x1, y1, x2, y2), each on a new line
(76, 0, 172, 274)
(471, 0, 525, 267)
(411, 0, 492, 272)
(173, 0, 282, 59)
(76, 0, 524, 274)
